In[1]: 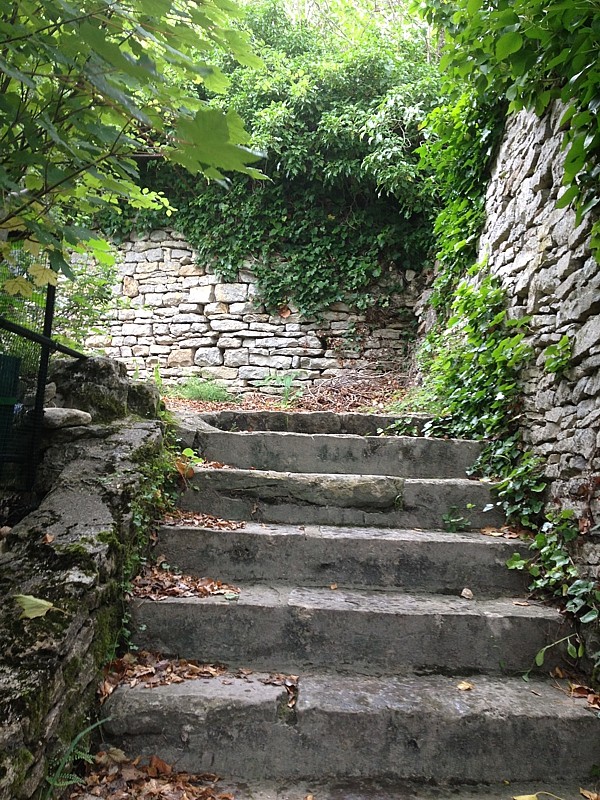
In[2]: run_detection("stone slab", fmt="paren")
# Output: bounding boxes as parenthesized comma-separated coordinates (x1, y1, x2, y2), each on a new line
(192, 410, 433, 436)
(131, 585, 569, 674)
(208, 779, 598, 800)
(158, 523, 527, 596)
(194, 428, 482, 478)
(104, 672, 598, 783)
(180, 468, 504, 530)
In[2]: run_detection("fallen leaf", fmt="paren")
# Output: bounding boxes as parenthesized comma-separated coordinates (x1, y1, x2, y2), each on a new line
(512, 795, 540, 800)
(457, 681, 474, 691)
(330, 583, 338, 590)
(278, 305, 292, 318)
(149, 754, 172, 776)
(460, 588, 474, 600)
(13, 594, 65, 619)
(513, 601, 530, 606)
(132, 566, 240, 601)
(43, 533, 55, 544)
(580, 790, 600, 800)
(305, 795, 315, 800)
(551, 666, 567, 679)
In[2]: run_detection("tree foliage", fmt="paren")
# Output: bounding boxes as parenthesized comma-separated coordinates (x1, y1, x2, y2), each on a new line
(0, 0, 263, 295)
(418, 0, 600, 262)
(103, 0, 441, 314)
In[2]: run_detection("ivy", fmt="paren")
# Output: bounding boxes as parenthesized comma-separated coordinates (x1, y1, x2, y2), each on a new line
(418, 0, 600, 261)
(417, 93, 506, 310)
(100, 0, 441, 315)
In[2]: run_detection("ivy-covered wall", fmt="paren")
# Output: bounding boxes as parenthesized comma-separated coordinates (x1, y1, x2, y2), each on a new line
(480, 102, 599, 541)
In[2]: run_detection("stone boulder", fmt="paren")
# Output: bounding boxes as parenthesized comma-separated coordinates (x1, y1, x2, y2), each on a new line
(49, 357, 129, 422)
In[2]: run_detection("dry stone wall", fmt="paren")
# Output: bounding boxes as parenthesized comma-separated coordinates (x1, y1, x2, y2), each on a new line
(479, 102, 600, 537)
(90, 231, 422, 391)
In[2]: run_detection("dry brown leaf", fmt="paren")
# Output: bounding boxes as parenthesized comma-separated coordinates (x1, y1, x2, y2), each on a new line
(580, 790, 600, 800)
(513, 601, 530, 606)
(551, 666, 568, 679)
(132, 565, 240, 601)
(278, 305, 292, 318)
(43, 533, 55, 544)
(305, 795, 315, 800)
(162, 509, 245, 530)
(457, 681, 474, 691)
(512, 795, 540, 800)
(460, 588, 474, 600)
(330, 583, 338, 590)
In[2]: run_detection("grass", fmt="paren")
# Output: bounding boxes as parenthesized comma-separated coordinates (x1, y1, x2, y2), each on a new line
(164, 377, 239, 404)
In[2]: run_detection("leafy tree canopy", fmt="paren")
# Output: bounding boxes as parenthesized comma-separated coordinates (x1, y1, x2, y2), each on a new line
(0, 0, 264, 296)
(103, 0, 441, 315)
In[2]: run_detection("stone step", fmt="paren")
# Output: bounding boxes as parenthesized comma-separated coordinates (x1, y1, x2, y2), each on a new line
(193, 425, 482, 478)
(176, 409, 432, 438)
(131, 585, 569, 674)
(179, 468, 504, 530)
(104, 672, 598, 784)
(158, 522, 527, 596)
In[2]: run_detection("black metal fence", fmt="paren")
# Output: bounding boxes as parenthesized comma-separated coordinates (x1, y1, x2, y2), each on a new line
(0, 251, 86, 488)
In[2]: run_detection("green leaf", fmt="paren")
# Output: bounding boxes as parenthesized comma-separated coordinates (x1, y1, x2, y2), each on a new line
(14, 594, 64, 619)
(580, 609, 599, 624)
(534, 647, 546, 667)
(496, 32, 523, 60)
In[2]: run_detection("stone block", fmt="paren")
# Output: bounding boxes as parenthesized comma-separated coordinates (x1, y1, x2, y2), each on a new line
(215, 283, 248, 303)
(121, 323, 152, 336)
(194, 347, 224, 367)
(143, 247, 163, 261)
(249, 354, 292, 369)
(167, 349, 195, 367)
(229, 302, 255, 314)
(573, 316, 600, 361)
(238, 365, 270, 380)
(179, 264, 203, 276)
(122, 276, 139, 298)
(210, 319, 248, 332)
(205, 302, 229, 316)
(189, 285, 214, 304)
(200, 366, 239, 380)
(218, 337, 243, 349)
(224, 349, 249, 367)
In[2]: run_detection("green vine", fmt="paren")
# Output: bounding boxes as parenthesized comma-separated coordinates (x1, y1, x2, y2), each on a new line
(99, 0, 441, 316)
(418, 0, 600, 260)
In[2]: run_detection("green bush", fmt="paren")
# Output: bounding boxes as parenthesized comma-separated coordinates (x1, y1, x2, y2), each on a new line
(100, 0, 441, 315)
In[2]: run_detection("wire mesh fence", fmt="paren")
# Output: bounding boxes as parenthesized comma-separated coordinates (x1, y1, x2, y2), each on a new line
(0, 250, 48, 486)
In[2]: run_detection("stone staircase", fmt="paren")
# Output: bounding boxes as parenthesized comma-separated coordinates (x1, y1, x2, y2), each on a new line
(104, 411, 598, 797)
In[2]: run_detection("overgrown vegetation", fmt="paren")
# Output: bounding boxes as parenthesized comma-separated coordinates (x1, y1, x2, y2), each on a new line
(100, 0, 441, 315)
(0, 0, 263, 296)
(418, 0, 600, 262)
(400, 0, 600, 669)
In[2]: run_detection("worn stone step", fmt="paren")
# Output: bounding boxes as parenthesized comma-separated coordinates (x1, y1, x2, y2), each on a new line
(149, 777, 600, 800)
(175, 409, 432, 438)
(131, 585, 569, 674)
(179, 468, 504, 530)
(158, 523, 527, 596)
(193, 425, 482, 478)
(104, 672, 598, 784)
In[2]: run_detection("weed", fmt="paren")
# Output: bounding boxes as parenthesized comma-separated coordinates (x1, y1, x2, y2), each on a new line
(258, 371, 304, 406)
(43, 718, 107, 799)
(165, 377, 238, 403)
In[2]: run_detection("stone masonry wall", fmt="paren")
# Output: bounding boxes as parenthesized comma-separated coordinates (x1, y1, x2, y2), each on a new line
(90, 232, 422, 391)
(480, 103, 600, 544)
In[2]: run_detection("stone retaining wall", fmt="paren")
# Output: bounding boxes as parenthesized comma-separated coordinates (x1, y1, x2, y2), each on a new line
(479, 102, 600, 538)
(0, 361, 163, 799)
(90, 232, 423, 391)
